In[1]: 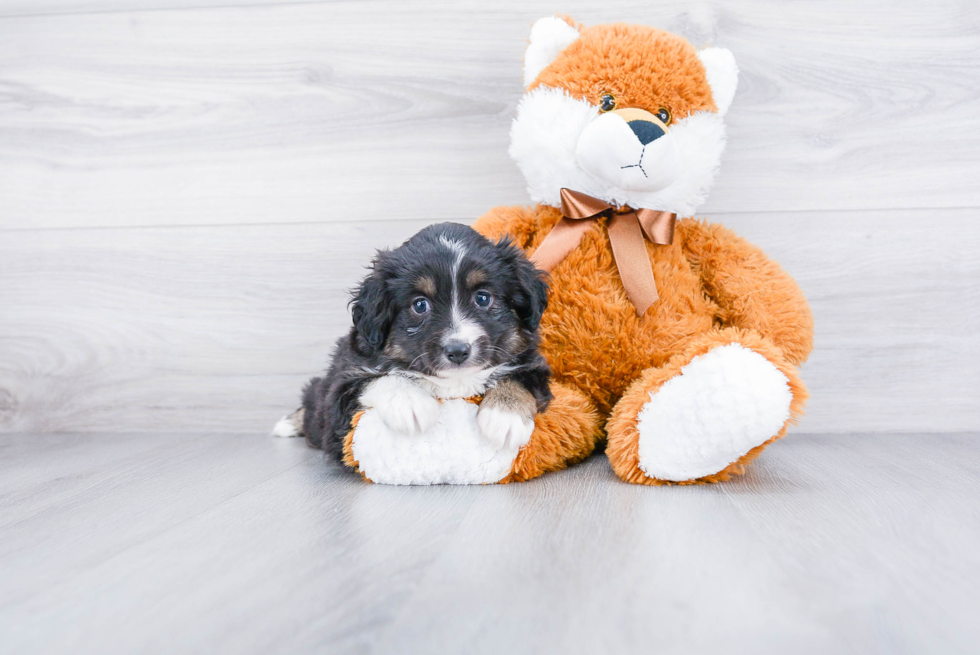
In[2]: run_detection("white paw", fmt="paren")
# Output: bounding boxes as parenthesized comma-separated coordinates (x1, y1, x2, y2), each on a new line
(477, 405, 534, 451)
(360, 375, 441, 436)
(636, 343, 793, 481)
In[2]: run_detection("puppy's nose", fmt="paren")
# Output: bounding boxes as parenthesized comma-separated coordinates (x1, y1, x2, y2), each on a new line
(628, 120, 665, 145)
(444, 341, 471, 365)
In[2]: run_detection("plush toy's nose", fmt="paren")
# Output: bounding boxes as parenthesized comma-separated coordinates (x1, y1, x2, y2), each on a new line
(627, 120, 665, 145)
(610, 108, 669, 145)
(575, 106, 680, 193)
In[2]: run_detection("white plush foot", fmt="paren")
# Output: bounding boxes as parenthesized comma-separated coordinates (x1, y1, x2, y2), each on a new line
(360, 375, 441, 436)
(350, 399, 522, 485)
(477, 406, 535, 451)
(636, 343, 793, 482)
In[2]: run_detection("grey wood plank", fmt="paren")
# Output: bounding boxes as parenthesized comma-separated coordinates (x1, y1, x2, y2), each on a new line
(2, 208, 978, 435)
(1, 0, 978, 230)
(0, 210, 980, 432)
(0, 218, 431, 434)
(1, 432, 977, 654)
(0, 0, 318, 16)
(0, 430, 202, 497)
(0, 433, 483, 655)
(719, 434, 980, 655)
(0, 433, 317, 609)
(369, 434, 980, 655)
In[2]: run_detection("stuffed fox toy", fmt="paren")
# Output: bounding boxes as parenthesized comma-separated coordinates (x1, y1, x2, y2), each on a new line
(471, 16, 814, 485)
(341, 17, 813, 485)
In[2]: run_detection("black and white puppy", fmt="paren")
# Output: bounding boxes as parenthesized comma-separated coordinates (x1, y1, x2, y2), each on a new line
(273, 222, 552, 461)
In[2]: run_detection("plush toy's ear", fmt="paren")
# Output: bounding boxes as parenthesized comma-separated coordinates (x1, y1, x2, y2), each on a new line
(350, 259, 395, 354)
(697, 47, 739, 116)
(523, 16, 581, 87)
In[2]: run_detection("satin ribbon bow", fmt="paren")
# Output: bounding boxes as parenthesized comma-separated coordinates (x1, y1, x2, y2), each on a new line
(529, 188, 676, 316)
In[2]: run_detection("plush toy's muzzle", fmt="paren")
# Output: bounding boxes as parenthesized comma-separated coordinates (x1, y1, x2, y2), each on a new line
(575, 107, 679, 192)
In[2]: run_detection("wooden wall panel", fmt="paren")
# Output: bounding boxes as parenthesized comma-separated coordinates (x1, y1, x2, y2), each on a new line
(1, 1, 978, 230)
(1, 0, 978, 433)
(1, 210, 977, 434)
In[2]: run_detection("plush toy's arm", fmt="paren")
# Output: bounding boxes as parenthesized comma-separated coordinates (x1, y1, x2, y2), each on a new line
(471, 204, 554, 251)
(679, 219, 814, 366)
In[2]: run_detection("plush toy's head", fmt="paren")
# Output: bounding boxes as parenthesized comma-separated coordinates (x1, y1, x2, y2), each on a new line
(510, 17, 738, 216)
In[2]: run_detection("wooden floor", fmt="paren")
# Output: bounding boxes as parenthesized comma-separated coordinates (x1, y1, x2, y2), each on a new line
(1, 432, 978, 654)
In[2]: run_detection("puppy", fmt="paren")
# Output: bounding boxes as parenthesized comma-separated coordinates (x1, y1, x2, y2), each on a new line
(273, 222, 552, 462)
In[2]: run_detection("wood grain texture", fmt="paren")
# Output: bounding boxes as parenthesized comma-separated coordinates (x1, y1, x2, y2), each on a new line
(1, 209, 978, 434)
(1, 0, 979, 230)
(0, 0, 335, 16)
(0, 219, 430, 433)
(1, 432, 978, 654)
(2, 2, 977, 651)
(1, 0, 978, 432)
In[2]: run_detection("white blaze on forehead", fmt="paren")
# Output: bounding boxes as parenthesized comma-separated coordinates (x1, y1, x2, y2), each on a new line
(438, 234, 467, 305)
(442, 317, 485, 347)
(438, 235, 466, 261)
(436, 234, 485, 349)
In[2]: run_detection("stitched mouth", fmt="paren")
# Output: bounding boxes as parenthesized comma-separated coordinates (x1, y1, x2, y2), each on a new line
(620, 145, 648, 178)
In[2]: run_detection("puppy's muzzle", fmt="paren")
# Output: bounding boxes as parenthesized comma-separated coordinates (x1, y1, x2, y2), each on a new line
(443, 340, 471, 365)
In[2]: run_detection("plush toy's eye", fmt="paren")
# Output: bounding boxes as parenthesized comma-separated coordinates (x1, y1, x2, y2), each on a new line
(473, 290, 493, 308)
(656, 107, 671, 124)
(599, 94, 617, 112)
(411, 297, 430, 315)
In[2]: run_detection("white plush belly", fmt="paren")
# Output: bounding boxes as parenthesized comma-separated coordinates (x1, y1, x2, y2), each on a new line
(350, 399, 520, 485)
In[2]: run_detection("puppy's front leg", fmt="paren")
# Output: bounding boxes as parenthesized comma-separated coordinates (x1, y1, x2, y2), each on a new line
(359, 375, 441, 436)
(477, 379, 537, 451)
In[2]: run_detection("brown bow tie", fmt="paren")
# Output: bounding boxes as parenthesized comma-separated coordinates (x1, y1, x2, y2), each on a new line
(529, 188, 676, 316)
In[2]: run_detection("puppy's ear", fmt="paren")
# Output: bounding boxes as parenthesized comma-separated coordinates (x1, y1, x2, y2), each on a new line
(350, 261, 395, 354)
(497, 238, 549, 332)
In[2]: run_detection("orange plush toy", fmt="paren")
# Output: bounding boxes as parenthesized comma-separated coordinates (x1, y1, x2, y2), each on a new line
(472, 17, 814, 484)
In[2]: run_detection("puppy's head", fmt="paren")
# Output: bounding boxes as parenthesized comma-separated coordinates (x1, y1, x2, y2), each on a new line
(351, 223, 547, 380)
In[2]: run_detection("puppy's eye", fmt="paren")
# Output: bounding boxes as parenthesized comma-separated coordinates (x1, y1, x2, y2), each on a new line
(656, 107, 671, 124)
(411, 297, 430, 315)
(473, 290, 493, 309)
(599, 93, 616, 112)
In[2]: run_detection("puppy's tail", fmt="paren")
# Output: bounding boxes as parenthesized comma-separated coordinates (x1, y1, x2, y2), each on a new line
(272, 407, 305, 438)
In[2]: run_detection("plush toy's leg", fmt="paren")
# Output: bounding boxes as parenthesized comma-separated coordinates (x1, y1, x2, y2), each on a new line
(499, 382, 603, 483)
(605, 328, 808, 485)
